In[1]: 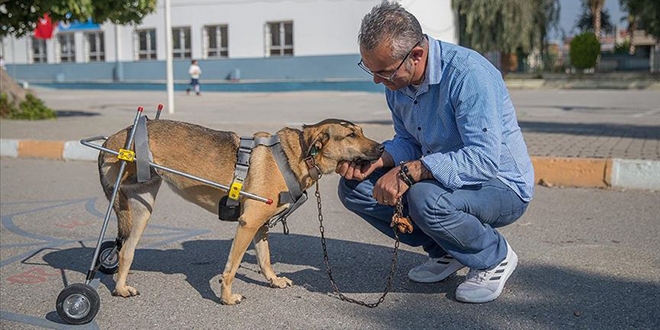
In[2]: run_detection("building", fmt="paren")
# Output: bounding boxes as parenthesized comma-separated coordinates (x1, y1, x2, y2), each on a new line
(1, 0, 456, 91)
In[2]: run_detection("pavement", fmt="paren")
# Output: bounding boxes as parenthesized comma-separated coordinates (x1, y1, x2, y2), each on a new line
(0, 87, 659, 329)
(1, 87, 659, 190)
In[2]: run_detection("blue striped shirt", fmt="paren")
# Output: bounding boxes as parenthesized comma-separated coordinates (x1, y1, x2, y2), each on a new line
(383, 36, 534, 202)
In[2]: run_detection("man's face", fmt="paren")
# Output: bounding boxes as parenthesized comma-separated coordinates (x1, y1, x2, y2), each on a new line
(359, 43, 415, 91)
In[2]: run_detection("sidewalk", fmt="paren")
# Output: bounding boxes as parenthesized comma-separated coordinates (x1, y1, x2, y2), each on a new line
(1, 87, 659, 190)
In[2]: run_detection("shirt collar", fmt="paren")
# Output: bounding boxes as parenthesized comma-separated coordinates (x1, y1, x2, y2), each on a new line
(425, 34, 443, 86)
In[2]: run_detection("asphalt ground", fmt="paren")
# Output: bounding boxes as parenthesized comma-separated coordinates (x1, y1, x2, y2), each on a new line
(0, 158, 659, 329)
(0, 88, 659, 329)
(1, 87, 659, 160)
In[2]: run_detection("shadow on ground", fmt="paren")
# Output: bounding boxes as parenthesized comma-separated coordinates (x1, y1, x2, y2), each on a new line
(41, 234, 659, 328)
(55, 110, 101, 118)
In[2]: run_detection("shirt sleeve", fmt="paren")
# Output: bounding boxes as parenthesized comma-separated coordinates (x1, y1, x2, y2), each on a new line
(421, 68, 503, 189)
(382, 93, 422, 164)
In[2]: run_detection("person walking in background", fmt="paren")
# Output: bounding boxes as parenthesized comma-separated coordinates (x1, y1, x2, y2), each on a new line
(336, 2, 534, 304)
(186, 60, 202, 95)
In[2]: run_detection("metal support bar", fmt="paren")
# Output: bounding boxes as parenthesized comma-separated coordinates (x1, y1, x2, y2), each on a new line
(85, 107, 144, 284)
(80, 137, 273, 205)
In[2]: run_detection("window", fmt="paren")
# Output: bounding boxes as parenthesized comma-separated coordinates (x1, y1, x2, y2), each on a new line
(31, 37, 47, 63)
(204, 25, 228, 58)
(136, 29, 157, 60)
(86, 31, 105, 62)
(58, 33, 75, 62)
(172, 27, 191, 59)
(267, 21, 293, 57)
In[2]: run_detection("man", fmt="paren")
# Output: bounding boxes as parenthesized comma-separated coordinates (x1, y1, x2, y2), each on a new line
(337, 2, 534, 303)
(187, 60, 202, 96)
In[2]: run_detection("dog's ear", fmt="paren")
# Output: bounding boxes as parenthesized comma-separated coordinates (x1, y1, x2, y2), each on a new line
(306, 132, 329, 156)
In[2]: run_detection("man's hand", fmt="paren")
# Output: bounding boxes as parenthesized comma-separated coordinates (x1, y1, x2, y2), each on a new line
(335, 152, 393, 182)
(335, 159, 381, 181)
(373, 165, 410, 206)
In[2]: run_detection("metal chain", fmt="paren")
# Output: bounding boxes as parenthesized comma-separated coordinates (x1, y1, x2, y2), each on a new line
(315, 182, 401, 308)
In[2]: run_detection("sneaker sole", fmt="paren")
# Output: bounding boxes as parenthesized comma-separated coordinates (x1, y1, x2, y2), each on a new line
(455, 251, 518, 303)
(408, 263, 466, 283)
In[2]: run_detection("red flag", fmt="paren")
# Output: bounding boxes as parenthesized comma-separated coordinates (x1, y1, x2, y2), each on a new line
(34, 13, 56, 39)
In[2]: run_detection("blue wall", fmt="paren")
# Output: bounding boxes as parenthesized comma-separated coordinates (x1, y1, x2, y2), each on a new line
(5, 54, 385, 93)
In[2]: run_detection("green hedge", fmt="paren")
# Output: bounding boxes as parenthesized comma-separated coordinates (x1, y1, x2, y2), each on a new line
(570, 32, 601, 70)
(0, 93, 57, 120)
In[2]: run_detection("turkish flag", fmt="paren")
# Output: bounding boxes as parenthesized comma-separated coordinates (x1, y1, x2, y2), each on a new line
(34, 13, 56, 39)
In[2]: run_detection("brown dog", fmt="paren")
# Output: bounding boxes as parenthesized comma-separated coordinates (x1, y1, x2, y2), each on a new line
(98, 118, 383, 305)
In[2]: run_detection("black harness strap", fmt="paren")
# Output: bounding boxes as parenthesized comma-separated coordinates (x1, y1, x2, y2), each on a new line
(224, 135, 308, 234)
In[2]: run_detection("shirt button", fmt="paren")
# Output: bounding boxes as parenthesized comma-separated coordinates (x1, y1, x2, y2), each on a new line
(414, 100, 418, 105)
(417, 127, 421, 130)
(426, 150, 431, 154)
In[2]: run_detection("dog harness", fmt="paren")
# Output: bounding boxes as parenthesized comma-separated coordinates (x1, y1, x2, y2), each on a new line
(222, 135, 308, 234)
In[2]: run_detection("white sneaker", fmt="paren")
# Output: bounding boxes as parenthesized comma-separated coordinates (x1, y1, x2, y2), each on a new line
(455, 243, 518, 303)
(407, 254, 465, 283)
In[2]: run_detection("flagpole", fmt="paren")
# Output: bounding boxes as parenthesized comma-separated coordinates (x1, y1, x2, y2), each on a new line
(164, 0, 175, 114)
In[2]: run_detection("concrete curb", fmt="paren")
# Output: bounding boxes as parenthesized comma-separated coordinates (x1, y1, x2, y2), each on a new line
(1, 138, 658, 191)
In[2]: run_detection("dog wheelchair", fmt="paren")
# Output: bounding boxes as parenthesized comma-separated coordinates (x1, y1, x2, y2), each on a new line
(55, 105, 275, 325)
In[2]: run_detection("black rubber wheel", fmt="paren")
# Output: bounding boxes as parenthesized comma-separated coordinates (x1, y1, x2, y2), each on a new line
(55, 283, 100, 325)
(97, 240, 119, 274)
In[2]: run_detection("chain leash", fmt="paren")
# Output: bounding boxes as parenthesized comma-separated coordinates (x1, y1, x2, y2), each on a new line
(315, 182, 401, 308)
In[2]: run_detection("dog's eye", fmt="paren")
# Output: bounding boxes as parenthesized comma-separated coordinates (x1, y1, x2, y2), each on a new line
(347, 132, 357, 138)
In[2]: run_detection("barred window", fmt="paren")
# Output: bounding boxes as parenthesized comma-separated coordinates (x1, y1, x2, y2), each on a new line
(86, 31, 105, 62)
(204, 25, 228, 58)
(135, 29, 157, 60)
(58, 33, 75, 62)
(172, 27, 191, 59)
(266, 21, 293, 57)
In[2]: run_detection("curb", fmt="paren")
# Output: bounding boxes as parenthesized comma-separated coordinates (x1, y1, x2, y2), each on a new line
(1, 138, 658, 191)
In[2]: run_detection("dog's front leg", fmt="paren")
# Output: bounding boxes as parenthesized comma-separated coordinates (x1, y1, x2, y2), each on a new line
(220, 222, 258, 305)
(253, 225, 293, 288)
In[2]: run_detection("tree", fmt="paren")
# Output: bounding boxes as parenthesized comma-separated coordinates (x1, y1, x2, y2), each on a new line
(531, 0, 561, 70)
(619, 0, 660, 39)
(586, 0, 606, 39)
(453, 0, 536, 54)
(452, 0, 560, 72)
(575, 5, 615, 36)
(1, 0, 158, 38)
(0, 0, 157, 119)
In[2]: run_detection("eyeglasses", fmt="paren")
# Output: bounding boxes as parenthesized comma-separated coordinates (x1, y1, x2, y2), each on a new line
(358, 41, 419, 82)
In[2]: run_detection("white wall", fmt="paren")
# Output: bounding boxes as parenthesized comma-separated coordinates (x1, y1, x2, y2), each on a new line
(2, 0, 455, 64)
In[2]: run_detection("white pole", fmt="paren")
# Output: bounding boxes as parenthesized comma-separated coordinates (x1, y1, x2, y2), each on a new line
(114, 24, 123, 81)
(164, 0, 175, 114)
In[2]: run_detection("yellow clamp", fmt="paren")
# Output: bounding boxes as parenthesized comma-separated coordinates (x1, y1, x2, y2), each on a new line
(228, 179, 244, 200)
(117, 149, 135, 162)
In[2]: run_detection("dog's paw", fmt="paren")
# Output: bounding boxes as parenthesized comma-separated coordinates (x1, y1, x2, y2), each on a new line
(269, 276, 293, 288)
(220, 293, 244, 305)
(112, 285, 140, 297)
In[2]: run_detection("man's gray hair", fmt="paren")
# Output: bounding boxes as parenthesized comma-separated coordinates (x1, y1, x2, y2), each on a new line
(358, 1, 424, 60)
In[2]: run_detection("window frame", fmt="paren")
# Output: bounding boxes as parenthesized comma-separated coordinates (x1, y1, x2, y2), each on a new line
(203, 24, 229, 59)
(266, 21, 294, 57)
(31, 37, 48, 63)
(135, 28, 157, 61)
(57, 33, 76, 63)
(86, 31, 105, 62)
(172, 26, 192, 59)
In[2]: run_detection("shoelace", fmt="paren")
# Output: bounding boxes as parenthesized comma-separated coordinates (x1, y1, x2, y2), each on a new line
(466, 268, 492, 283)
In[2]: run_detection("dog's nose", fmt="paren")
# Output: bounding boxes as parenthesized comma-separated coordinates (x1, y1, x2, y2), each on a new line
(377, 144, 385, 153)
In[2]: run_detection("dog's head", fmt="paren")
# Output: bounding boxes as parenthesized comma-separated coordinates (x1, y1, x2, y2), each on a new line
(302, 119, 384, 174)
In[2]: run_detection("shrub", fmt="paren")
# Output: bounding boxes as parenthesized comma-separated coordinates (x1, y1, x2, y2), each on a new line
(570, 32, 601, 70)
(0, 93, 57, 120)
